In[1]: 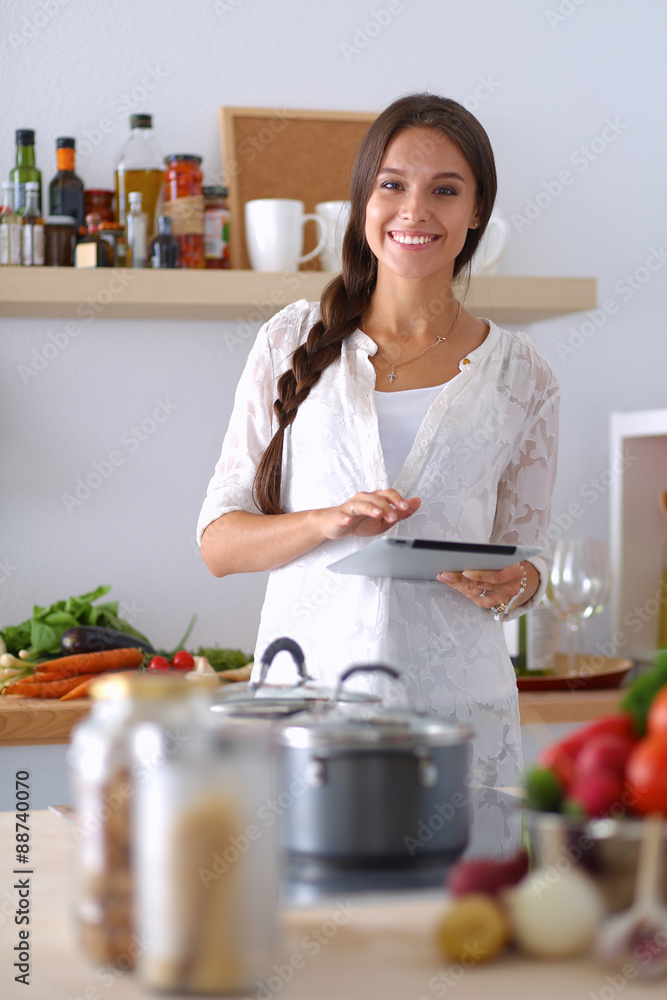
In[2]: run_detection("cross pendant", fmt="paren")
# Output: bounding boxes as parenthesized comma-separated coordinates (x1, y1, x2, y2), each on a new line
(388, 371, 397, 384)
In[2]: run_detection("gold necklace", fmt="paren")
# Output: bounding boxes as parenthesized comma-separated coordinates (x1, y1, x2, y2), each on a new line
(371, 301, 462, 384)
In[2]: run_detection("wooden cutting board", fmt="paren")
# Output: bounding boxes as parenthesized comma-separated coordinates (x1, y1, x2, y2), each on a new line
(0, 696, 90, 746)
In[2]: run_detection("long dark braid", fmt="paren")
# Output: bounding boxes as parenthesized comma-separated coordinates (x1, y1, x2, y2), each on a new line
(252, 93, 497, 515)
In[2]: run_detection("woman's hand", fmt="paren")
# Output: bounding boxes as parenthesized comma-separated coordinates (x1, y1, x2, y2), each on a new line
(318, 490, 421, 540)
(437, 560, 539, 612)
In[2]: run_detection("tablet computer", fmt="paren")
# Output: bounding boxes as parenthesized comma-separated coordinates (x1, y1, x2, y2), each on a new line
(328, 537, 542, 581)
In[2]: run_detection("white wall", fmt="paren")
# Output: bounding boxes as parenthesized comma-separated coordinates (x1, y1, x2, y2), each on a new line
(1, 0, 666, 658)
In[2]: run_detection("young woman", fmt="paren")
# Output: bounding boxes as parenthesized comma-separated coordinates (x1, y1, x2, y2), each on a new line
(198, 93, 560, 854)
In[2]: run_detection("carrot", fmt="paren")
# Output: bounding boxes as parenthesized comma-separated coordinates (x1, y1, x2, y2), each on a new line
(3, 673, 99, 698)
(59, 676, 98, 700)
(33, 647, 144, 678)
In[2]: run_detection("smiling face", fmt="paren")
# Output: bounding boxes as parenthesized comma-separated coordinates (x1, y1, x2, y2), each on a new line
(364, 125, 480, 284)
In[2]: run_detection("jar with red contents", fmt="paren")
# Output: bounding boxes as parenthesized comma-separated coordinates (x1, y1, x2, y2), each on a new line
(162, 154, 204, 268)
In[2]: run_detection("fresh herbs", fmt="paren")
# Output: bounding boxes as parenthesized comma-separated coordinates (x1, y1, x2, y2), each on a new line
(0, 586, 151, 661)
(196, 646, 253, 673)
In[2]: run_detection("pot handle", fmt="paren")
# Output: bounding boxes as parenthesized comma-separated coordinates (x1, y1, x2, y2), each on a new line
(254, 636, 314, 690)
(332, 663, 406, 704)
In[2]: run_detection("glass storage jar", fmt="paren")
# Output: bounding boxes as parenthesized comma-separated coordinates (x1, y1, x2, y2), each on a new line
(133, 709, 278, 995)
(203, 185, 230, 269)
(44, 215, 76, 266)
(67, 673, 203, 967)
(163, 154, 205, 268)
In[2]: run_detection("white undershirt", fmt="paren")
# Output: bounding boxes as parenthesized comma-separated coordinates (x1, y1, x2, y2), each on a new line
(374, 384, 444, 484)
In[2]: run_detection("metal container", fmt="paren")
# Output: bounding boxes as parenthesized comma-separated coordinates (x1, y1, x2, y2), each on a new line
(274, 664, 473, 869)
(524, 808, 667, 914)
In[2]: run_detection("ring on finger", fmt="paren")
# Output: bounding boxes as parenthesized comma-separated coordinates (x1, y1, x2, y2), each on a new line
(350, 502, 355, 516)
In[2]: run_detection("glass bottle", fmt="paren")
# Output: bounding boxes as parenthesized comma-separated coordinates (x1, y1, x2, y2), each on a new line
(21, 182, 44, 266)
(49, 137, 85, 234)
(67, 673, 203, 967)
(126, 191, 148, 268)
(150, 214, 179, 268)
(10, 129, 42, 215)
(203, 185, 230, 269)
(115, 114, 163, 239)
(0, 183, 22, 266)
(75, 213, 114, 268)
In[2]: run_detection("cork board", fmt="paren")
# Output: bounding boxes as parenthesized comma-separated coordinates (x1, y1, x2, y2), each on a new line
(219, 107, 376, 269)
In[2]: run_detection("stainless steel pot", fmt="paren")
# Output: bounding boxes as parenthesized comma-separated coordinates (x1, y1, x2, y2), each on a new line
(211, 637, 379, 722)
(273, 664, 473, 869)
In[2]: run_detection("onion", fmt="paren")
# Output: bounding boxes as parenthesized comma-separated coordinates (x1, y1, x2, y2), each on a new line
(503, 865, 605, 958)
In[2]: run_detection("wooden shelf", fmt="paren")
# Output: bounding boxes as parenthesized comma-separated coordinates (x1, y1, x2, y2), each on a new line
(0, 268, 596, 323)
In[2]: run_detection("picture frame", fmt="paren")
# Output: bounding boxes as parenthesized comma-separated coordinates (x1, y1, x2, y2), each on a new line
(218, 106, 376, 269)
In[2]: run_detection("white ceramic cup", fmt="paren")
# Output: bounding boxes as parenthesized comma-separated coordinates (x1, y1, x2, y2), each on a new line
(244, 198, 328, 271)
(315, 200, 351, 272)
(470, 211, 509, 275)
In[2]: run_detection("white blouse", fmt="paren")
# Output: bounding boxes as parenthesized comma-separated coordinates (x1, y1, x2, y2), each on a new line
(198, 299, 560, 855)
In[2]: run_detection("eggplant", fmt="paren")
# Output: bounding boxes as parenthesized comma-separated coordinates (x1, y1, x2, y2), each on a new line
(61, 626, 154, 656)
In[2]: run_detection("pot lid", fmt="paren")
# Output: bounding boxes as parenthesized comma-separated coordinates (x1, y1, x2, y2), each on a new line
(210, 637, 379, 721)
(274, 664, 474, 749)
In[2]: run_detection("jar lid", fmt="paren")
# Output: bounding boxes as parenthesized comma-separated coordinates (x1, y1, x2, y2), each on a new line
(45, 215, 76, 225)
(90, 672, 196, 701)
(130, 114, 153, 129)
(202, 185, 228, 198)
(165, 154, 202, 166)
(85, 188, 114, 197)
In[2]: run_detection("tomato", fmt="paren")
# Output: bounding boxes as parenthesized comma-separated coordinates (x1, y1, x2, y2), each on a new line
(647, 685, 667, 737)
(575, 733, 635, 779)
(625, 736, 667, 816)
(148, 656, 171, 672)
(565, 769, 624, 818)
(171, 650, 195, 672)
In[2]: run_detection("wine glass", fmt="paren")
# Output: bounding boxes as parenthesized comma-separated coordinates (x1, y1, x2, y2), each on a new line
(546, 539, 610, 674)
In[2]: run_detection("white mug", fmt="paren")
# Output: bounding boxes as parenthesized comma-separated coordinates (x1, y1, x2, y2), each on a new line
(315, 200, 351, 272)
(470, 210, 509, 275)
(245, 198, 328, 271)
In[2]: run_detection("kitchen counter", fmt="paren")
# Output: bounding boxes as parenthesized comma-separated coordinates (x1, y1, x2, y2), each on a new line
(1, 809, 664, 1000)
(0, 688, 627, 747)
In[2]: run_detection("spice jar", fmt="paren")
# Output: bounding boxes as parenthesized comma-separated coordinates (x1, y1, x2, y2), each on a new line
(67, 673, 203, 967)
(44, 215, 76, 266)
(85, 189, 115, 224)
(133, 707, 278, 995)
(163, 154, 205, 268)
(203, 185, 230, 269)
